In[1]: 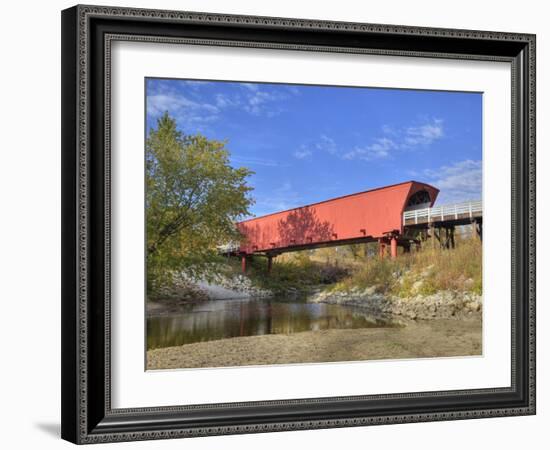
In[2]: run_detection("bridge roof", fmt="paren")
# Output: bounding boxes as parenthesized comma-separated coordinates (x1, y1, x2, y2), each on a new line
(239, 180, 438, 224)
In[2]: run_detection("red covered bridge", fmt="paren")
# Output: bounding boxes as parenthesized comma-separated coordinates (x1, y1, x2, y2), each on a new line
(234, 181, 443, 272)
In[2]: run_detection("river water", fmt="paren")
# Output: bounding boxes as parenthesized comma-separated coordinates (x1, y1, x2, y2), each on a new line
(147, 296, 401, 350)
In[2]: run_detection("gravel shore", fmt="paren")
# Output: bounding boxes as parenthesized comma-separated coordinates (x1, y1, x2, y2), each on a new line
(147, 316, 481, 370)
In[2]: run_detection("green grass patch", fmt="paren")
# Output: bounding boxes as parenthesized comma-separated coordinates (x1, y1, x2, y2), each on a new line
(225, 252, 349, 294)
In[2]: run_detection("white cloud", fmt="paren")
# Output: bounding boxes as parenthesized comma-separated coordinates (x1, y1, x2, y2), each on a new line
(424, 159, 482, 203)
(231, 156, 284, 167)
(147, 94, 217, 116)
(181, 80, 211, 87)
(294, 119, 443, 163)
(343, 137, 398, 161)
(239, 82, 301, 117)
(294, 134, 337, 159)
(148, 80, 301, 131)
(315, 134, 337, 155)
(285, 85, 302, 96)
(214, 93, 240, 109)
(147, 93, 220, 130)
(243, 89, 285, 116)
(342, 118, 445, 161)
(405, 119, 444, 146)
(294, 146, 313, 160)
(241, 83, 260, 92)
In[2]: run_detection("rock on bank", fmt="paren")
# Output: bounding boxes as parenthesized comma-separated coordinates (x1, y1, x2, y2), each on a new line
(309, 287, 482, 320)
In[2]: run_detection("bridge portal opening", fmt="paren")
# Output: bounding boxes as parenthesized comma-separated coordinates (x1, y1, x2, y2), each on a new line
(405, 189, 432, 211)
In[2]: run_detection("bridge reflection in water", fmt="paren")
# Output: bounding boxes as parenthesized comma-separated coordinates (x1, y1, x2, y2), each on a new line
(147, 297, 401, 350)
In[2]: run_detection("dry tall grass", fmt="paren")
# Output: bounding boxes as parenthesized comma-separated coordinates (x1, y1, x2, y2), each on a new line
(331, 236, 482, 296)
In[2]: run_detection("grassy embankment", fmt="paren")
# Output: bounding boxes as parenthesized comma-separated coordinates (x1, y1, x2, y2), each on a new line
(224, 252, 349, 294)
(239, 235, 482, 296)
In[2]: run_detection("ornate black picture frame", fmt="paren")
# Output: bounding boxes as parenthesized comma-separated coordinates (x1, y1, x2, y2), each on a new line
(61, 4, 536, 444)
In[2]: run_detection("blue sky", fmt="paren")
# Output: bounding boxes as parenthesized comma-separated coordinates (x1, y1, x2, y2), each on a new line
(146, 78, 482, 218)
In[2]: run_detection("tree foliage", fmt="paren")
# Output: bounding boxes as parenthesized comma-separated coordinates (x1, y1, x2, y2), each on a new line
(146, 113, 254, 293)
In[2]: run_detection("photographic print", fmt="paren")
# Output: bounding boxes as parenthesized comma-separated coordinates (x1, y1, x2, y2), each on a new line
(145, 78, 483, 370)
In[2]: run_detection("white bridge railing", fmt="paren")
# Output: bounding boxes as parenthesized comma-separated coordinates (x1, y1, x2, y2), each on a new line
(403, 200, 482, 224)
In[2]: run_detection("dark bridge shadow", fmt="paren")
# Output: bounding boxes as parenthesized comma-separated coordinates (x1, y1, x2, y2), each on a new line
(277, 207, 334, 248)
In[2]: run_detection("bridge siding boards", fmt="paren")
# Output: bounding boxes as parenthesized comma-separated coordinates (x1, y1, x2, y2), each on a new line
(237, 181, 439, 255)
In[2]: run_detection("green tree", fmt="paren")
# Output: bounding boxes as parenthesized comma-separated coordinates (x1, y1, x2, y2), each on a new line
(146, 113, 254, 293)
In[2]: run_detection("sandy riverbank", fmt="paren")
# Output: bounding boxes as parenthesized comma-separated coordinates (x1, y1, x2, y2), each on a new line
(146, 316, 481, 370)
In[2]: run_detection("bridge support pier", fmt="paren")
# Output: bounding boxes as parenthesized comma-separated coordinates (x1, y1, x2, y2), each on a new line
(241, 255, 247, 273)
(430, 223, 436, 249)
(267, 255, 273, 274)
(449, 227, 455, 249)
(390, 237, 398, 259)
(378, 240, 386, 258)
(440, 226, 455, 249)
